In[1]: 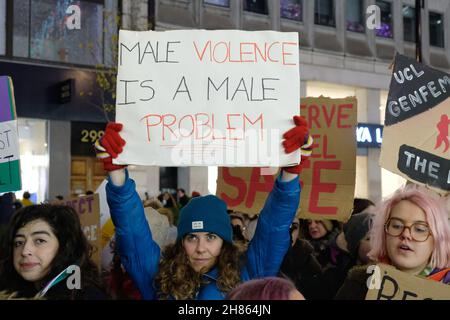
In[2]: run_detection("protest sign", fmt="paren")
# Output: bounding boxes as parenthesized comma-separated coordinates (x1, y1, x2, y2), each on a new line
(115, 30, 300, 167)
(216, 96, 357, 222)
(0, 76, 21, 193)
(66, 194, 101, 268)
(366, 264, 450, 300)
(380, 54, 450, 194)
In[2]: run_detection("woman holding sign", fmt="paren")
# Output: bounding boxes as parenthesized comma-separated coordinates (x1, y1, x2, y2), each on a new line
(95, 116, 312, 300)
(335, 186, 450, 299)
(0, 205, 105, 299)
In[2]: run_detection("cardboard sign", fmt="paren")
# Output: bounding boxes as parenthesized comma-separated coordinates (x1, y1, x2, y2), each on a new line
(0, 76, 21, 193)
(66, 194, 101, 269)
(366, 264, 450, 300)
(216, 96, 357, 222)
(115, 30, 300, 167)
(380, 54, 450, 194)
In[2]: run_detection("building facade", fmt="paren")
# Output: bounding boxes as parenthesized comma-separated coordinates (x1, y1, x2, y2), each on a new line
(1, 0, 449, 204)
(1, 0, 122, 202)
(152, 0, 450, 203)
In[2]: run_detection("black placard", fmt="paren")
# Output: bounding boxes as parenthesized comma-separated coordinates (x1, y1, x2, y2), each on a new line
(385, 54, 450, 126)
(397, 144, 450, 191)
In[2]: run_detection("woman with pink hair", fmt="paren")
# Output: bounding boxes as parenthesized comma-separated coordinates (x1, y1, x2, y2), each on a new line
(227, 277, 304, 300)
(335, 185, 450, 299)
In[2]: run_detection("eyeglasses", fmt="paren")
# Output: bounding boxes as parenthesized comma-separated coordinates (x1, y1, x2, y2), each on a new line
(384, 218, 432, 242)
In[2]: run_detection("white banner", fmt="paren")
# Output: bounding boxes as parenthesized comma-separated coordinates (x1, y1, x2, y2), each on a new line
(0, 120, 20, 164)
(115, 29, 300, 167)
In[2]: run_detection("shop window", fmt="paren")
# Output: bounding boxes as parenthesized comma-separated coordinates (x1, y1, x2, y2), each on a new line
(429, 12, 444, 48)
(204, 0, 230, 7)
(281, 0, 302, 22)
(16, 118, 49, 203)
(375, 0, 393, 38)
(0, 0, 5, 55)
(315, 0, 335, 27)
(244, 0, 268, 15)
(208, 166, 218, 195)
(346, 0, 364, 33)
(403, 6, 416, 43)
(160, 167, 178, 193)
(13, 0, 118, 67)
(382, 168, 406, 198)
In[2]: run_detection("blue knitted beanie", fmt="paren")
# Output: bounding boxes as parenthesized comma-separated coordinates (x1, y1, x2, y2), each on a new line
(177, 195, 232, 243)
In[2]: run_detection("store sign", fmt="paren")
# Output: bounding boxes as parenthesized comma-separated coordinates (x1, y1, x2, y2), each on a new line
(356, 123, 383, 148)
(58, 79, 73, 104)
(71, 121, 105, 156)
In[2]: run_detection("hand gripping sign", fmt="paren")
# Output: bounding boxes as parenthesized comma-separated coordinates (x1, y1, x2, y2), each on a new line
(216, 96, 357, 222)
(380, 54, 450, 195)
(114, 30, 300, 167)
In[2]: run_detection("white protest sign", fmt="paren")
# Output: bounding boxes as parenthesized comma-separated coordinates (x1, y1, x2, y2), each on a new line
(115, 30, 300, 167)
(0, 120, 20, 164)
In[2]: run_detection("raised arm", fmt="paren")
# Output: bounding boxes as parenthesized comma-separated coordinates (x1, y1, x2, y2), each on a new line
(245, 115, 313, 278)
(95, 123, 160, 300)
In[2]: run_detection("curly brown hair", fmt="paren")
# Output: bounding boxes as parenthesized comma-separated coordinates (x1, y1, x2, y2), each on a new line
(155, 241, 242, 299)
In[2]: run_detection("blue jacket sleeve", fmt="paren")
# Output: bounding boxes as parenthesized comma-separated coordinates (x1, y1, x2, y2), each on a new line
(106, 170, 160, 300)
(245, 174, 301, 278)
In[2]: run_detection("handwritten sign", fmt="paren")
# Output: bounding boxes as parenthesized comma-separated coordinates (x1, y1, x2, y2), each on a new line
(216, 96, 357, 222)
(0, 76, 21, 193)
(66, 194, 101, 269)
(115, 30, 300, 167)
(380, 54, 450, 194)
(366, 264, 450, 300)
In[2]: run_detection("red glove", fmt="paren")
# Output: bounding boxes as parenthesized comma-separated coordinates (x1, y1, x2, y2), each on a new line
(282, 115, 313, 174)
(95, 122, 127, 172)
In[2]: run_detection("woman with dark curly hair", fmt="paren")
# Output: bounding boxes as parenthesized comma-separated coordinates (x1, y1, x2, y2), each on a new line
(95, 115, 312, 300)
(0, 205, 105, 299)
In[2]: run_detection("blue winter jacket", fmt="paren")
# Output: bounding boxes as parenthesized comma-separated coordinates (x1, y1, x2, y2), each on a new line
(106, 170, 300, 300)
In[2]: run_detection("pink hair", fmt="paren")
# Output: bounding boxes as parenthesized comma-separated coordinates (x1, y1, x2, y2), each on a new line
(368, 185, 450, 269)
(227, 277, 298, 300)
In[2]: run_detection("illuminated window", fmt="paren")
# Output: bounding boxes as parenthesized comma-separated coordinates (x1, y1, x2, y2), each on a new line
(281, 0, 302, 22)
(429, 12, 444, 48)
(244, 0, 268, 15)
(204, 0, 230, 7)
(13, 0, 118, 66)
(315, 0, 335, 27)
(346, 0, 364, 33)
(375, 0, 393, 38)
(16, 118, 49, 203)
(403, 5, 416, 42)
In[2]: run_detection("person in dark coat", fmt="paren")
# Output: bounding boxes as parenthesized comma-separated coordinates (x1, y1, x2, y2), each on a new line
(0, 205, 105, 299)
(281, 212, 374, 299)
